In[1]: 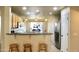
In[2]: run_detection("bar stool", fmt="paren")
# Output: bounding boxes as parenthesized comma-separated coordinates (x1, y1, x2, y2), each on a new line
(39, 43, 47, 52)
(23, 43, 32, 52)
(9, 43, 19, 52)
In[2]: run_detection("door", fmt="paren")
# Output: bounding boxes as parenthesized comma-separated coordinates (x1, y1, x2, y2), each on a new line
(61, 8, 70, 52)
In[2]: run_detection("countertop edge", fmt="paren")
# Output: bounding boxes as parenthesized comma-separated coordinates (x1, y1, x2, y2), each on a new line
(6, 33, 53, 35)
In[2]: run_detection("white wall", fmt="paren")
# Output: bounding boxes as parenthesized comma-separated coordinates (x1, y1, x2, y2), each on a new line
(0, 11, 1, 51)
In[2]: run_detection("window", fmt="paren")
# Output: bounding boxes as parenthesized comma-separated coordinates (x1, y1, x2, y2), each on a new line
(30, 22, 43, 33)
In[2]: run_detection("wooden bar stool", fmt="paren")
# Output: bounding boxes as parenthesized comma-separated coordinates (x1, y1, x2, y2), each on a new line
(9, 43, 19, 52)
(39, 43, 47, 52)
(24, 43, 32, 52)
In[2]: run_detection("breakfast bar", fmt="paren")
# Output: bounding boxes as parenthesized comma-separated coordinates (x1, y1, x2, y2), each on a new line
(6, 32, 53, 52)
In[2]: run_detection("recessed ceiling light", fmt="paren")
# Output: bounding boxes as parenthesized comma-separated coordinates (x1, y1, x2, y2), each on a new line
(49, 12, 52, 15)
(55, 22, 57, 26)
(36, 9, 40, 13)
(45, 19, 48, 21)
(22, 7, 27, 10)
(53, 7, 58, 11)
(26, 12, 30, 15)
(25, 19, 28, 21)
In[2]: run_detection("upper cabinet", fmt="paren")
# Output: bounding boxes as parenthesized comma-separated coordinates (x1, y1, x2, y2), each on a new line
(12, 13, 21, 28)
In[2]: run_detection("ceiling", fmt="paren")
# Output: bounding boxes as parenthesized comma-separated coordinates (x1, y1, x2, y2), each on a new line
(11, 6, 64, 19)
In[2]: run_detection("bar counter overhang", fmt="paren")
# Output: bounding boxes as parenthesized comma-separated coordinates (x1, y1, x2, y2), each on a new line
(6, 32, 53, 35)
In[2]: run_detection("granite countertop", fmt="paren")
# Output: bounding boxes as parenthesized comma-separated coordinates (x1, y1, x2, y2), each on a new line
(6, 32, 53, 35)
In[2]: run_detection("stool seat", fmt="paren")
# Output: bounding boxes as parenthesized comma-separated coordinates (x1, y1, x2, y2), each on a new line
(9, 43, 19, 52)
(39, 43, 47, 52)
(24, 43, 32, 52)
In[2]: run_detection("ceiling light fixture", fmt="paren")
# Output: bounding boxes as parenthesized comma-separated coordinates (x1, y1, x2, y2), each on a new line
(55, 22, 57, 27)
(53, 7, 58, 11)
(45, 19, 48, 21)
(26, 12, 30, 15)
(25, 19, 28, 21)
(22, 7, 27, 10)
(49, 12, 52, 15)
(36, 9, 40, 13)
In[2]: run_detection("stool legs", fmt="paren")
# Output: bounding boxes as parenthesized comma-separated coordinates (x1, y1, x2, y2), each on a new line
(9, 43, 47, 52)
(24, 43, 32, 52)
(9, 43, 19, 52)
(39, 43, 47, 52)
